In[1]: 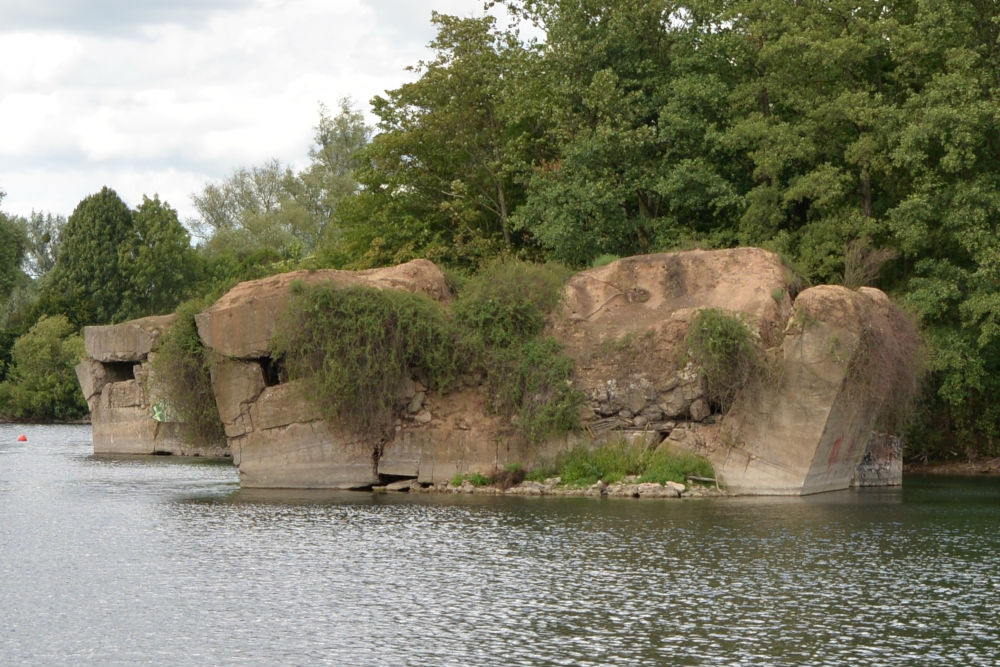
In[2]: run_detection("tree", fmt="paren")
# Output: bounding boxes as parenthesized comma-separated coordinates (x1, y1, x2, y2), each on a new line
(297, 99, 370, 231)
(42, 188, 197, 326)
(0, 194, 30, 380)
(191, 159, 300, 257)
(124, 196, 199, 316)
(334, 13, 537, 268)
(880, 0, 1000, 453)
(21, 210, 64, 279)
(0, 198, 28, 305)
(0, 209, 64, 332)
(0, 314, 87, 422)
(43, 187, 136, 326)
(192, 103, 371, 267)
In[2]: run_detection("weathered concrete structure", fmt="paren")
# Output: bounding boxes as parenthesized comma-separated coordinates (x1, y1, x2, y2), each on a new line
(704, 286, 914, 494)
(195, 259, 530, 488)
(852, 433, 903, 487)
(75, 315, 228, 457)
(548, 250, 913, 494)
(76, 250, 914, 494)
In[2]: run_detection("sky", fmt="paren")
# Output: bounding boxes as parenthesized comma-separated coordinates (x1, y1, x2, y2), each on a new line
(0, 0, 512, 223)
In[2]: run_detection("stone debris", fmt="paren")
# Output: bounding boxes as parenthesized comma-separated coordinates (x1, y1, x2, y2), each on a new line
(428, 474, 725, 499)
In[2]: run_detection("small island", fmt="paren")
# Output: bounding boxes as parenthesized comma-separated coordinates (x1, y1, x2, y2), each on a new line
(76, 248, 918, 496)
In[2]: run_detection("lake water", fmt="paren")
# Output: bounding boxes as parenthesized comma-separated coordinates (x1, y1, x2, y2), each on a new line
(1, 423, 998, 666)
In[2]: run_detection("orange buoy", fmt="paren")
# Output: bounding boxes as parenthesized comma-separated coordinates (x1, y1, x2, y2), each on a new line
(17, 435, 27, 442)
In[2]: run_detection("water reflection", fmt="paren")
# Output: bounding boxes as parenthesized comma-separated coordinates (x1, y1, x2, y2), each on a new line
(1, 424, 998, 666)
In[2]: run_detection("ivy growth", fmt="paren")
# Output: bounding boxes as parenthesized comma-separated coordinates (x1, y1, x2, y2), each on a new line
(149, 298, 225, 447)
(271, 259, 583, 444)
(272, 283, 460, 436)
(684, 308, 763, 413)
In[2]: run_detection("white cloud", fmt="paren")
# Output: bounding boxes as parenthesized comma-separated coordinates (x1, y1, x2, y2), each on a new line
(0, 0, 518, 221)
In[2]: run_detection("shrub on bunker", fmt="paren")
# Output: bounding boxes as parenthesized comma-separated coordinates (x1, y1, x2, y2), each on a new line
(684, 308, 762, 413)
(271, 283, 459, 435)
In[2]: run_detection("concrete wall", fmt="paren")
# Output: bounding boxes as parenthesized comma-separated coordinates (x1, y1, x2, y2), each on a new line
(76, 315, 228, 457)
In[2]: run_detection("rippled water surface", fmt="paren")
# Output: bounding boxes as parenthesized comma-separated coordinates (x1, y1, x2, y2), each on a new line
(1, 424, 998, 665)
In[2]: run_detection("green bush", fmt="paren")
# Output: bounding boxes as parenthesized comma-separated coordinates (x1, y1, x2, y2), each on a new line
(272, 284, 459, 435)
(525, 466, 557, 482)
(452, 259, 581, 442)
(452, 258, 570, 348)
(0, 315, 87, 422)
(639, 449, 715, 485)
(486, 338, 584, 443)
(149, 298, 225, 446)
(684, 308, 762, 412)
(271, 260, 583, 444)
(451, 472, 491, 487)
(554, 439, 715, 487)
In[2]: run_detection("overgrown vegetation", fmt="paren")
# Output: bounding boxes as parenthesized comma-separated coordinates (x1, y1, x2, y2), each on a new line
(684, 309, 763, 413)
(452, 472, 491, 487)
(452, 259, 570, 348)
(485, 339, 581, 442)
(271, 259, 583, 444)
(0, 315, 86, 422)
(148, 298, 224, 446)
(847, 313, 923, 443)
(272, 284, 459, 435)
(453, 260, 582, 442)
(553, 439, 715, 487)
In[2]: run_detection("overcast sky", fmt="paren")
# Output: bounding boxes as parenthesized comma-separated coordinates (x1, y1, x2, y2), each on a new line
(0, 0, 509, 222)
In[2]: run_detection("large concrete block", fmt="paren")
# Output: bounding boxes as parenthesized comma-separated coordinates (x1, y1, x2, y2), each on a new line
(83, 314, 177, 363)
(209, 358, 266, 437)
(236, 421, 378, 489)
(707, 285, 914, 494)
(79, 313, 229, 458)
(195, 259, 452, 359)
(92, 404, 158, 454)
(250, 382, 322, 431)
(75, 359, 108, 408)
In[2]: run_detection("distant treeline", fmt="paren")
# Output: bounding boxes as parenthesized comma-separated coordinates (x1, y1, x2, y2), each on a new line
(3, 0, 1000, 460)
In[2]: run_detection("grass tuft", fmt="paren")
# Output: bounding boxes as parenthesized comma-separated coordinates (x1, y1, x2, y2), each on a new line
(553, 439, 715, 487)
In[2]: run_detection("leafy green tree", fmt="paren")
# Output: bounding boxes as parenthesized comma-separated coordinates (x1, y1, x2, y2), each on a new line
(194, 102, 371, 267)
(334, 12, 536, 268)
(124, 196, 199, 316)
(0, 199, 28, 305)
(191, 158, 303, 259)
(880, 0, 1000, 453)
(43, 187, 135, 326)
(42, 188, 197, 326)
(0, 194, 30, 380)
(296, 99, 370, 234)
(510, 0, 683, 265)
(0, 209, 64, 332)
(0, 315, 87, 422)
(21, 210, 64, 279)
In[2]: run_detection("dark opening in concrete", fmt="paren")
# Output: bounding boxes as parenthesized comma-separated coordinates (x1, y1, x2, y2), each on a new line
(102, 361, 135, 382)
(260, 356, 286, 387)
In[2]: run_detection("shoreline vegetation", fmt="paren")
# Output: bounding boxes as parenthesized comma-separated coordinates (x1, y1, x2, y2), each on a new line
(8, 1, 1000, 466)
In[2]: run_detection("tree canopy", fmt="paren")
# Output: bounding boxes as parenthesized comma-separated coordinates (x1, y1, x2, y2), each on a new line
(6, 1, 1000, 456)
(0, 197, 28, 308)
(41, 187, 197, 327)
(327, 0, 1000, 456)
